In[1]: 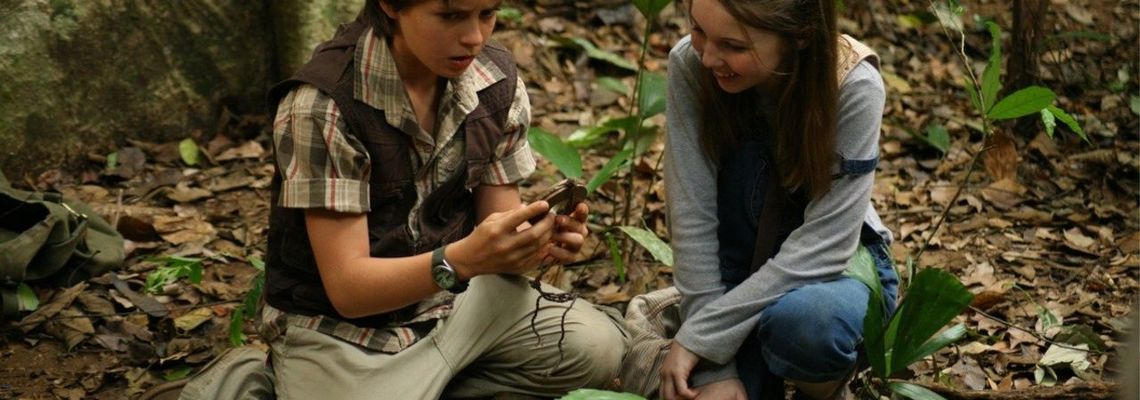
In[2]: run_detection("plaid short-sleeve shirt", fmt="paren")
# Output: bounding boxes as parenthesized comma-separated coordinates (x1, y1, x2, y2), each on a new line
(264, 28, 535, 353)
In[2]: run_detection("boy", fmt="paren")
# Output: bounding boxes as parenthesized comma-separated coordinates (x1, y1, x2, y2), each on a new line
(261, 0, 628, 398)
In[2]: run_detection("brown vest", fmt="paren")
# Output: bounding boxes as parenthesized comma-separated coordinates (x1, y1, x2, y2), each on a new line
(264, 19, 518, 328)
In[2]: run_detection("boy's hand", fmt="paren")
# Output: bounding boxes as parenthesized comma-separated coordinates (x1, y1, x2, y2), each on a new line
(542, 202, 589, 265)
(448, 201, 556, 278)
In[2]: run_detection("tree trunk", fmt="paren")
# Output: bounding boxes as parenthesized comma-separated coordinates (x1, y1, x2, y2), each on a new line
(1009, 0, 1048, 137)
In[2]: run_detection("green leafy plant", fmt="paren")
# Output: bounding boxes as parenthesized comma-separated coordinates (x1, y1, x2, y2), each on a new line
(918, 2, 1086, 263)
(163, 365, 193, 381)
(105, 151, 119, 171)
(145, 256, 203, 294)
(16, 283, 39, 312)
(845, 247, 973, 400)
(528, 0, 675, 274)
(229, 256, 266, 347)
(496, 6, 523, 23)
(853, 2, 1091, 399)
(939, 11, 1086, 143)
(179, 138, 200, 166)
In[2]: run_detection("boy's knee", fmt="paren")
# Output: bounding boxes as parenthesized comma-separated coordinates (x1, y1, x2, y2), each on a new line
(556, 314, 628, 387)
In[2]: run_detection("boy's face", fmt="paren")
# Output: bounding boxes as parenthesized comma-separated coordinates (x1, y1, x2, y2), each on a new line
(385, 0, 502, 79)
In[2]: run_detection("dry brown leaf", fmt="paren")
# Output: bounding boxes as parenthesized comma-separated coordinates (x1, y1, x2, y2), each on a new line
(951, 215, 987, 233)
(930, 181, 957, 206)
(962, 262, 996, 288)
(153, 215, 217, 245)
(93, 333, 129, 352)
(1008, 328, 1039, 349)
(20, 283, 87, 333)
(1012, 264, 1037, 281)
(1028, 132, 1060, 159)
(881, 71, 912, 94)
(971, 289, 1006, 311)
(981, 178, 1028, 210)
(1094, 226, 1114, 246)
(214, 141, 265, 161)
(51, 387, 85, 400)
(983, 132, 1019, 181)
(1008, 208, 1053, 224)
(44, 307, 94, 350)
(1118, 231, 1140, 254)
(1063, 228, 1097, 252)
(174, 308, 215, 332)
(996, 374, 1014, 391)
(76, 292, 116, 317)
(162, 337, 211, 363)
(197, 281, 245, 301)
(951, 357, 989, 391)
(1014, 378, 1033, 390)
(987, 218, 1013, 229)
(165, 182, 212, 203)
(893, 190, 915, 206)
(972, 313, 1005, 336)
(205, 172, 256, 192)
(1036, 228, 1059, 242)
(1065, 3, 1095, 25)
(964, 194, 984, 212)
(881, 140, 903, 156)
(114, 317, 155, 342)
(116, 215, 162, 242)
(205, 133, 235, 158)
(960, 342, 994, 356)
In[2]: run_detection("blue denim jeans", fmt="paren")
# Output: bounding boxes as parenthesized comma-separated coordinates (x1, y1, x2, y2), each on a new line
(717, 139, 899, 400)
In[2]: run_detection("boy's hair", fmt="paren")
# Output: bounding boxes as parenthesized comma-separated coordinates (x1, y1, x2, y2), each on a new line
(362, 0, 444, 38)
(691, 0, 838, 199)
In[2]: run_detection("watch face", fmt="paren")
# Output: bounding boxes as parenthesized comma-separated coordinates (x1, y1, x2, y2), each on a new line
(433, 265, 456, 288)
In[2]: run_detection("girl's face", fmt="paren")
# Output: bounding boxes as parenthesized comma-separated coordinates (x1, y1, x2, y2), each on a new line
(384, 0, 502, 79)
(689, 0, 788, 94)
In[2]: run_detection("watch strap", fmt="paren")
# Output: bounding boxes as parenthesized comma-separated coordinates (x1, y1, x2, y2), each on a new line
(432, 245, 468, 294)
(432, 245, 447, 270)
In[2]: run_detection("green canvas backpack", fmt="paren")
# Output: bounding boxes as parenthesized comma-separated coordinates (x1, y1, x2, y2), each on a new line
(0, 171, 125, 318)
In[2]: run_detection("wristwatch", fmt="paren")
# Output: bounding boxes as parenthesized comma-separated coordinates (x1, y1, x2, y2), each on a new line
(431, 245, 468, 294)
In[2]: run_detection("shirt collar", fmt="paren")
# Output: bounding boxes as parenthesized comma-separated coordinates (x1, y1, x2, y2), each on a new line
(354, 28, 508, 118)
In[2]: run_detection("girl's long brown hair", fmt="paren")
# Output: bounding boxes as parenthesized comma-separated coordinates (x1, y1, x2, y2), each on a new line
(693, 0, 838, 199)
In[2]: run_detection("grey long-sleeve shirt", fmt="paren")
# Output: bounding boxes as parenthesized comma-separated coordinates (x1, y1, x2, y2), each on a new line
(664, 35, 891, 386)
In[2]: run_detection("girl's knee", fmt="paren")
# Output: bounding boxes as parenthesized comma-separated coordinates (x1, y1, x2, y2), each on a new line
(756, 281, 868, 376)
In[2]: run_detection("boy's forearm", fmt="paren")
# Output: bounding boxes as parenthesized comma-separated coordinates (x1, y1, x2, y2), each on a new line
(305, 208, 444, 318)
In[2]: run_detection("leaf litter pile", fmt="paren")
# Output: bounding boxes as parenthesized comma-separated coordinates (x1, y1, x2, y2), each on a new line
(0, 1, 1136, 399)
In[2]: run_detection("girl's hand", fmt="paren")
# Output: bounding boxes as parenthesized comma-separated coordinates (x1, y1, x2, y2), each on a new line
(543, 202, 589, 264)
(448, 201, 555, 278)
(660, 341, 702, 400)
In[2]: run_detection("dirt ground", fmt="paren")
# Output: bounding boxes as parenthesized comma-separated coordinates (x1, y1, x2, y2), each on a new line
(1, 0, 1137, 399)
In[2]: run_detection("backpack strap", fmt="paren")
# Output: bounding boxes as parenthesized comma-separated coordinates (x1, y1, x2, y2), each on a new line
(837, 34, 880, 83)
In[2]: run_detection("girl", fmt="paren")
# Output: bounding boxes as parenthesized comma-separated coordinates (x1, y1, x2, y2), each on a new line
(261, 0, 628, 398)
(659, 0, 899, 399)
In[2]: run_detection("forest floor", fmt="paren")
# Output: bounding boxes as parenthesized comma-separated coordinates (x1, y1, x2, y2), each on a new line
(0, 0, 1137, 399)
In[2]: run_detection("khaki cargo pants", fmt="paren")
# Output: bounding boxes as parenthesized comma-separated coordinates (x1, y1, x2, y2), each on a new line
(183, 274, 629, 399)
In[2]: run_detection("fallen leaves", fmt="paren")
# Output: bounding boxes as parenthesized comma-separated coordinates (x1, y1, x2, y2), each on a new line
(1, 1, 1136, 399)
